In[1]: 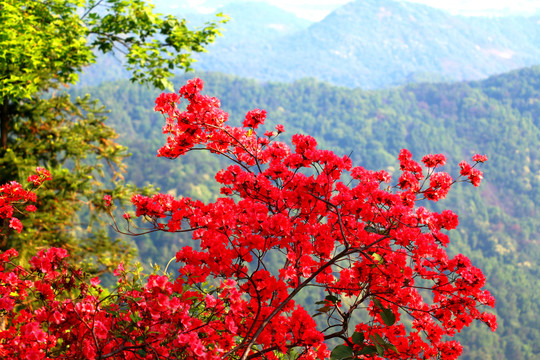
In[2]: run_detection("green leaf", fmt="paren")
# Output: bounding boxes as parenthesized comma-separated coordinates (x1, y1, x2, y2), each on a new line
(371, 334, 386, 356)
(316, 305, 332, 313)
(357, 346, 377, 355)
(384, 343, 399, 354)
(370, 333, 399, 355)
(381, 308, 397, 326)
(284, 348, 300, 360)
(371, 252, 384, 264)
(326, 295, 339, 303)
(351, 331, 365, 345)
(372, 297, 397, 326)
(330, 345, 354, 360)
(372, 298, 383, 309)
(373, 341, 385, 356)
(130, 312, 141, 323)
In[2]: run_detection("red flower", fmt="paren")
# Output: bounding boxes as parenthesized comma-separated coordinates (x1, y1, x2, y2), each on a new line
(103, 194, 112, 207)
(154, 92, 181, 116)
(459, 161, 472, 176)
(422, 153, 447, 168)
(243, 108, 267, 129)
(472, 154, 488, 163)
(469, 168, 484, 187)
(9, 217, 23, 233)
(113, 262, 125, 277)
(27, 167, 52, 187)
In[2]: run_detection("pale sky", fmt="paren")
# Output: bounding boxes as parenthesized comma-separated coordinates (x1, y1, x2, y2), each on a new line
(157, 0, 540, 21)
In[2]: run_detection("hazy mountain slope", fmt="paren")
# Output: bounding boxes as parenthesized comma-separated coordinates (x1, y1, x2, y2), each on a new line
(197, 1, 312, 41)
(79, 0, 540, 89)
(193, 0, 540, 88)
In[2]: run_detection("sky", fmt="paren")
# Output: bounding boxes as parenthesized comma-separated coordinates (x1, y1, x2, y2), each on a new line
(156, 0, 540, 21)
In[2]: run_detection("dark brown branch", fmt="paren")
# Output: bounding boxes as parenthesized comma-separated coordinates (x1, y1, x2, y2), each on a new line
(1, 98, 10, 150)
(235, 246, 356, 360)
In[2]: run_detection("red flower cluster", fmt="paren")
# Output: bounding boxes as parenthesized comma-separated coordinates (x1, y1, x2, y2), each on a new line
(154, 92, 181, 116)
(135, 79, 496, 358)
(0, 79, 495, 360)
(1, 168, 51, 234)
(472, 154, 488, 163)
(459, 156, 486, 187)
(243, 108, 267, 129)
(103, 194, 112, 207)
(422, 153, 447, 168)
(0, 248, 240, 359)
(26, 167, 52, 187)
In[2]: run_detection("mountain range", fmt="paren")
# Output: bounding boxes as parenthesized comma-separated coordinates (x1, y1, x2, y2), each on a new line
(190, 0, 540, 88)
(80, 0, 540, 89)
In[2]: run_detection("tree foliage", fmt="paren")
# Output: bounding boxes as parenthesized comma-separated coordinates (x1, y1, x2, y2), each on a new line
(0, 0, 226, 270)
(0, 78, 496, 359)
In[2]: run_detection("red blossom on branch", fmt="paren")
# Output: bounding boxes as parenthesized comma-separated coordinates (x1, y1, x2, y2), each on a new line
(472, 154, 488, 163)
(0, 79, 495, 360)
(8, 217, 23, 233)
(103, 194, 112, 207)
(26, 167, 52, 187)
(243, 108, 267, 129)
(422, 153, 447, 168)
(1, 167, 51, 236)
(128, 78, 494, 359)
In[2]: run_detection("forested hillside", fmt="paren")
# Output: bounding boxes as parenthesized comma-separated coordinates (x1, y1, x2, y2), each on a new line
(72, 67, 539, 359)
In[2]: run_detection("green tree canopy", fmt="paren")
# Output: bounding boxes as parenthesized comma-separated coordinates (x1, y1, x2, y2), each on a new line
(0, 0, 226, 272)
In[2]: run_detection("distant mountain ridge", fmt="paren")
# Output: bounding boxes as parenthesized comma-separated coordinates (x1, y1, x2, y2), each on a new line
(191, 0, 540, 88)
(80, 0, 540, 89)
(189, 1, 312, 40)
